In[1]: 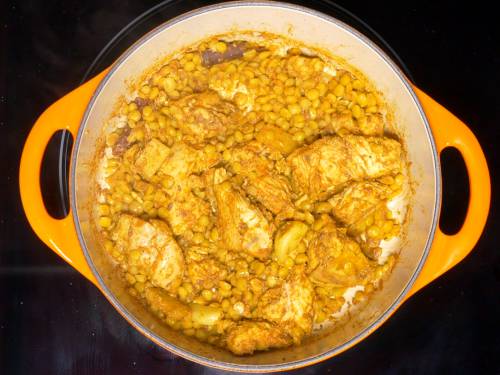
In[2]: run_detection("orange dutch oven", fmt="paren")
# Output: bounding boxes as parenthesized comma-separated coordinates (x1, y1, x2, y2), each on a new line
(19, 2, 490, 372)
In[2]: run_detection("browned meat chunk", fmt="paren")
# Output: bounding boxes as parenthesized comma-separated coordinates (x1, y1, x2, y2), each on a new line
(287, 135, 402, 200)
(163, 192, 211, 237)
(255, 268, 314, 342)
(157, 142, 219, 238)
(227, 142, 295, 216)
(225, 321, 293, 355)
(145, 287, 192, 323)
(307, 217, 374, 288)
(358, 113, 384, 136)
(186, 250, 228, 291)
(159, 142, 220, 190)
(169, 91, 240, 143)
(329, 181, 392, 227)
(213, 168, 274, 260)
(329, 181, 396, 260)
(133, 96, 151, 108)
(112, 128, 131, 156)
(321, 113, 384, 136)
(134, 138, 171, 180)
(112, 214, 184, 293)
(243, 175, 295, 217)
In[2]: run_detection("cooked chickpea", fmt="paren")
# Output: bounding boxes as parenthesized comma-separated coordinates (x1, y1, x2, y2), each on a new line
(356, 93, 368, 107)
(382, 220, 394, 234)
(333, 84, 345, 97)
(125, 273, 136, 284)
(234, 92, 248, 107)
(351, 104, 363, 119)
(367, 225, 381, 239)
(128, 110, 141, 122)
(340, 73, 351, 85)
(293, 131, 305, 142)
(305, 89, 320, 101)
(201, 289, 213, 301)
(99, 216, 112, 228)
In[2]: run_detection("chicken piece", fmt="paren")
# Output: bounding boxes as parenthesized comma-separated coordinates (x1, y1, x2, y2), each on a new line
(157, 143, 219, 238)
(321, 113, 384, 136)
(255, 268, 315, 342)
(321, 113, 355, 135)
(169, 91, 239, 143)
(243, 175, 295, 217)
(329, 181, 392, 227)
(329, 181, 395, 260)
(159, 142, 221, 190)
(358, 113, 384, 136)
(213, 168, 274, 260)
(227, 142, 295, 216)
(145, 287, 191, 322)
(112, 214, 184, 292)
(163, 191, 211, 237)
(225, 321, 293, 355)
(186, 250, 228, 291)
(287, 135, 402, 200)
(307, 217, 373, 288)
(226, 141, 275, 175)
(134, 139, 171, 180)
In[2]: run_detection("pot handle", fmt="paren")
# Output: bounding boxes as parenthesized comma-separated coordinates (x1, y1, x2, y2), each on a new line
(405, 86, 491, 298)
(19, 70, 109, 287)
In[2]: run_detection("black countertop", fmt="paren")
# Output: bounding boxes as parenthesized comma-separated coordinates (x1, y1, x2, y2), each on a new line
(2, 1, 499, 374)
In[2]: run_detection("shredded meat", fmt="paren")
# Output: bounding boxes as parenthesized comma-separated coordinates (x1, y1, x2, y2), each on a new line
(112, 128, 131, 156)
(201, 41, 247, 67)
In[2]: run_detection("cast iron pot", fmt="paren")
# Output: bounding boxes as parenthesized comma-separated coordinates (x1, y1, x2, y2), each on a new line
(19, 2, 490, 372)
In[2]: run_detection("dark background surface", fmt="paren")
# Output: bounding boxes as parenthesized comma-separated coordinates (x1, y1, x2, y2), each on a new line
(1, 1, 499, 374)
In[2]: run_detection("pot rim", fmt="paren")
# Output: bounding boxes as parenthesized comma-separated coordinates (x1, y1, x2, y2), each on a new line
(70, 1, 441, 371)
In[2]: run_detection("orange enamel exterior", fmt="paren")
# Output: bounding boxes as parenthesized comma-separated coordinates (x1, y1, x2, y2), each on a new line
(19, 70, 109, 288)
(406, 86, 491, 298)
(19, 70, 490, 367)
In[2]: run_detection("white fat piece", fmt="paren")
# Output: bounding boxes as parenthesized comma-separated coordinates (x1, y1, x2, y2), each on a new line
(378, 180, 410, 264)
(330, 285, 365, 319)
(323, 64, 337, 76)
(96, 146, 114, 190)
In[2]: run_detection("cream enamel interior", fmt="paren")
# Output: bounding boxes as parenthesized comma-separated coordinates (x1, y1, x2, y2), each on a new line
(72, 2, 438, 371)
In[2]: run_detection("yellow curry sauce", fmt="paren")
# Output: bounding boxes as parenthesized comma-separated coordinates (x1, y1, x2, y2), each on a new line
(95, 33, 408, 355)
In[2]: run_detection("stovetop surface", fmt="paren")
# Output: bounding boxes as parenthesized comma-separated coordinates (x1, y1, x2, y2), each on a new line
(2, 1, 499, 374)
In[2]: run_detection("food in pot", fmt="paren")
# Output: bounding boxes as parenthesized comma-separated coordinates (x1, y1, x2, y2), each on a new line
(95, 33, 408, 355)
